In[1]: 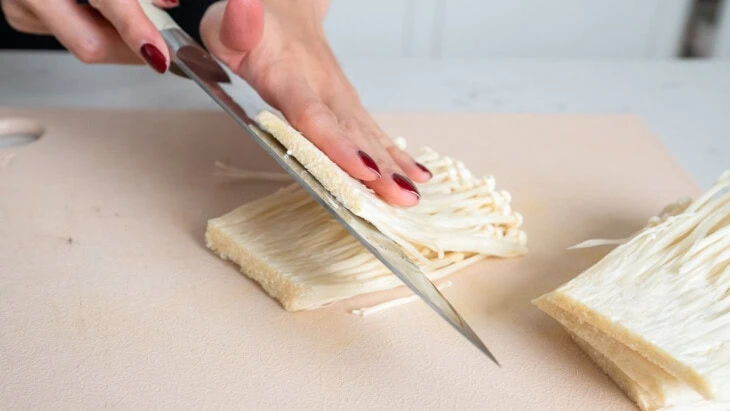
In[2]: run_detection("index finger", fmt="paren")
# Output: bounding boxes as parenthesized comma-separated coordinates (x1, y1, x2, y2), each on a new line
(31, 0, 137, 64)
(85, 0, 170, 73)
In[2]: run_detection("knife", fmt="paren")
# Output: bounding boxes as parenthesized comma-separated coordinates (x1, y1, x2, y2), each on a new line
(82, 0, 499, 365)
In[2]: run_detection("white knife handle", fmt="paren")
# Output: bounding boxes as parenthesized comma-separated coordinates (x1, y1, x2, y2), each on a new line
(138, 0, 181, 31)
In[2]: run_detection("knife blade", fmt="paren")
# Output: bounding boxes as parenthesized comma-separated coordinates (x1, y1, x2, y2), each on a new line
(138, 1, 499, 365)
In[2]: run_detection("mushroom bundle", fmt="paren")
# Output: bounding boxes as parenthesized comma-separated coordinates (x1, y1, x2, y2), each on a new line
(535, 170, 730, 410)
(206, 112, 527, 311)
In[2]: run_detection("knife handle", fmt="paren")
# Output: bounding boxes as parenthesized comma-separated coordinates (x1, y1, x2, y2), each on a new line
(137, 0, 182, 32)
(75, 1, 181, 32)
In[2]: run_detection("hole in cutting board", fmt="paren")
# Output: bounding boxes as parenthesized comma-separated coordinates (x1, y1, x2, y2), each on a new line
(0, 118, 45, 148)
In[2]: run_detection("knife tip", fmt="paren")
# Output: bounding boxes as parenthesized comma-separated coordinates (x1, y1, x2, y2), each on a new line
(484, 349, 501, 367)
(460, 324, 501, 366)
(471, 337, 501, 367)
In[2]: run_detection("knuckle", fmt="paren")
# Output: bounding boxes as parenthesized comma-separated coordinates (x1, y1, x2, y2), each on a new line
(72, 38, 106, 63)
(2, 2, 26, 29)
(87, 0, 105, 9)
(338, 117, 362, 133)
(256, 64, 287, 92)
(5, 20, 25, 32)
(0, 0, 14, 13)
(384, 143, 403, 158)
(116, 20, 137, 42)
(4, 16, 24, 32)
(6, 17, 36, 34)
(297, 102, 331, 129)
(379, 133, 396, 149)
(1, 0, 13, 15)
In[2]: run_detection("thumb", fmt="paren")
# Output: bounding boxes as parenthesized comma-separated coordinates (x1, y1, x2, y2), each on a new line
(200, 0, 264, 68)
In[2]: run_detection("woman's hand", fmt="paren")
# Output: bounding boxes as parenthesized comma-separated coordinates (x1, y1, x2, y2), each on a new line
(201, 0, 432, 206)
(1, 0, 177, 72)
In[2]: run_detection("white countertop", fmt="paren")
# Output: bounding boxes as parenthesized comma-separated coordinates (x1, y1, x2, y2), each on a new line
(1, 51, 727, 187)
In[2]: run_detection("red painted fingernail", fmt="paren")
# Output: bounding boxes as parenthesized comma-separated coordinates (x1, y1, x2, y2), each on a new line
(393, 173, 420, 198)
(140, 43, 167, 74)
(416, 162, 432, 178)
(166, 0, 179, 5)
(357, 151, 381, 177)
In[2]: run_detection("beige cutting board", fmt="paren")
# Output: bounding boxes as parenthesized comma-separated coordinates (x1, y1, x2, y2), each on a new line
(0, 108, 699, 409)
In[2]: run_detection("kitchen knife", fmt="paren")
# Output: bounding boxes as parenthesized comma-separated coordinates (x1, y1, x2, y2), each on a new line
(83, 0, 499, 365)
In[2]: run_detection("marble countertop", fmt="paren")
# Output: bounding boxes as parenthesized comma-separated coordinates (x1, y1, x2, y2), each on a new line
(1, 51, 727, 187)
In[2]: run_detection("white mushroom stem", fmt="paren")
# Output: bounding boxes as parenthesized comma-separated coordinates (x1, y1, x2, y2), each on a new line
(207, 121, 528, 311)
(554, 170, 730, 400)
(351, 281, 453, 317)
(0, 152, 16, 169)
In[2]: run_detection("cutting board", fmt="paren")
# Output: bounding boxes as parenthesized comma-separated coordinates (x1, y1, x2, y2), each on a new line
(0, 108, 699, 409)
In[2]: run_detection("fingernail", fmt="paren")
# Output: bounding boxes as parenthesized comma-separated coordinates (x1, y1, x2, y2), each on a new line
(140, 43, 167, 74)
(357, 151, 381, 177)
(166, 0, 179, 5)
(393, 173, 420, 198)
(415, 162, 432, 178)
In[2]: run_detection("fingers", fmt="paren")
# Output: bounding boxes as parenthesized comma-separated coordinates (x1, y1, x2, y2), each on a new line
(262, 71, 424, 205)
(365, 169, 421, 206)
(317, 113, 407, 205)
(340, 118, 422, 207)
(386, 145, 433, 183)
(200, 0, 265, 69)
(85, 0, 170, 72)
(270, 75, 382, 182)
(2, 1, 48, 34)
(28, 1, 138, 64)
(326, 95, 430, 206)
(331, 94, 432, 183)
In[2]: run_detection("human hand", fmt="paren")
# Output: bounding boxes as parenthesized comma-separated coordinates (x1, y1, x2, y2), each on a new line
(2, 0, 178, 73)
(201, 0, 432, 207)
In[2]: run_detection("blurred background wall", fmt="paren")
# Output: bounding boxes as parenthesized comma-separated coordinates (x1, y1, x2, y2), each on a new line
(323, 0, 729, 59)
(1, 0, 729, 59)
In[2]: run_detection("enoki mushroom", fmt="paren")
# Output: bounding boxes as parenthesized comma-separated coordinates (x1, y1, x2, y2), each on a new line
(207, 138, 527, 311)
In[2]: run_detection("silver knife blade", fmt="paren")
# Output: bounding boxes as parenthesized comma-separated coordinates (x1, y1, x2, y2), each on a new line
(157, 26, 498, 365)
